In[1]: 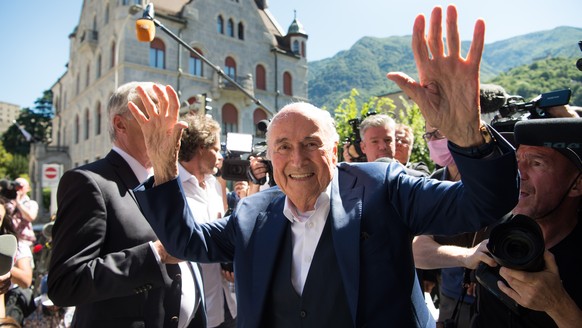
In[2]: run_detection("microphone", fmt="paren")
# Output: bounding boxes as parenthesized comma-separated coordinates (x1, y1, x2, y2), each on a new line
(480, 83, 509, 114)
(136, 3, 156, 42)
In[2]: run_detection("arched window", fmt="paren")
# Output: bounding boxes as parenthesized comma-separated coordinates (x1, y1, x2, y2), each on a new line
(150, 38, 165, 69)
(110, 41, 116, 68)
(255, 64, 266, 90)
(238, 22, 244, 40)
(301, 41, 306, 58)
(96, 54, 102, 78)
(93, 16, 97, 31)
(217, 16, 224, 34)
(74, 114, 80, 144)
(189, 48, 203, 77)
(283, 72, 293, 96)
(292, 40, 300, 55)
(227, 19, 234, 37)
(225, 57, 236, 79)
(76, 74, 80, 95)
(221, 104, 238, 133)
(86, 64, 90, 88)
(84, 108, 90, 140)
(104, 3, 109, 24)
(253, 108, 268, 137)
(95, 102, 102, 136)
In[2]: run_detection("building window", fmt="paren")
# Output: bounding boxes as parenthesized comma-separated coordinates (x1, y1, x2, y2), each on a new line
(95, 102, 102, 136)
(217, 16, 224, 34)
(238, 22, 244, 40)
(150, 38, 165, 69)
(96, 54, 102, 78)
(227, 19, 234, 37)
(105, 4, 109, 24)
(75, 115, 80, 144)
(301, 41, 306, 58)
(86, 64, 90, 88)
(253, 108, 268, 137)
(292, 40, 300, 55)
(225, 57, 236, 79)
(110, 41, 116, 68)
(283, 72, 293, 96)
(222, 104, 238, 133)
(76, 74, 80, 95)
(255, 64, 266, 90)
(189, 48, 203, 77)
(84, 109, 90, 140)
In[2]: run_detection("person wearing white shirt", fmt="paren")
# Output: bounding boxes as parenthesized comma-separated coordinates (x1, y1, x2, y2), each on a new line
(178, 113, 237, 328)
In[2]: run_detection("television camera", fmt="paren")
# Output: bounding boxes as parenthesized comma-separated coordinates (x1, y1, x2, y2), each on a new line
(220, 120, 273, 186)
(491, 88, 571, 132)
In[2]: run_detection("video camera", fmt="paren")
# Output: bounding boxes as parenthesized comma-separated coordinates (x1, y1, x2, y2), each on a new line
(475, 214, 545, 314)
(344, 111, 381, 162)
(491, 88, 571, 132)
(220, 120, 273, 185)
(0, 179, 22, 200)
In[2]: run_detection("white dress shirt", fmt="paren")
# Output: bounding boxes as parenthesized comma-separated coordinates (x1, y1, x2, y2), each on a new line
(283, 183, 332, 295)
(113, 147, 199, 328)
(179, 164, 237, 328)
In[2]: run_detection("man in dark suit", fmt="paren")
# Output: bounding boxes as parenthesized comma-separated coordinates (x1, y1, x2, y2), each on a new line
(129, 5, 519, 327)
(48, 82, 205, 328)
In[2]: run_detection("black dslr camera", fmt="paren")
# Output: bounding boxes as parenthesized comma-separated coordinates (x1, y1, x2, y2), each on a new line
(0, 179, 22, 200)
(475, 214, 545, 313)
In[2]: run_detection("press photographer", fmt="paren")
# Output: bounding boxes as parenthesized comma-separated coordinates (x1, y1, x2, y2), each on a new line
(472, 116, 582, 327)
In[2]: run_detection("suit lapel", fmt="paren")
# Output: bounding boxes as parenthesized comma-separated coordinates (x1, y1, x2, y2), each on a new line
(250, 196, 287, 322)
(106, 150, 142, 205)
(331, 168, 363, 325)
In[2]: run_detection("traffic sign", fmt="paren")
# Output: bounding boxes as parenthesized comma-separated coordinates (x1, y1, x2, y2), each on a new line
(42, 164, 62, 187)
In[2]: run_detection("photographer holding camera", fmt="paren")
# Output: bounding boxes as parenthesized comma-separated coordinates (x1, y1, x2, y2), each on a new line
(471, 116, 582, 328)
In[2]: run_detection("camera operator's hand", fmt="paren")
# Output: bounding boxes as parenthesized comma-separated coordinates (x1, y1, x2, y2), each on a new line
(342, 144, 354, 163)
(0, 272, 11, 295)
(498, 250, 582, 327)
(249, 156, 268, 181)
(388, 5, 486, 147)
(546, 105, 580, 118)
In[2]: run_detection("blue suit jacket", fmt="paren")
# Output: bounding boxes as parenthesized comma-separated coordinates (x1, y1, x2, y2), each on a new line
(135, 147, 518, 328)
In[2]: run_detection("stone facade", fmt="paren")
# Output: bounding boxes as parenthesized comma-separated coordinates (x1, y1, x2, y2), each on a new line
(0, 101, 21, 136)
(48, 0, 308, 170)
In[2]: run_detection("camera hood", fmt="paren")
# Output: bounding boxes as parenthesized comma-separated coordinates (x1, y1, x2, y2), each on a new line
(487, 214, 545, 272)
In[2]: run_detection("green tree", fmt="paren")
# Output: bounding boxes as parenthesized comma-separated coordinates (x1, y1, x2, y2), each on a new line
(0, 141, 14, 178)
(395, 99, 434, 172)
(331, 89, 396, 161)
(2, 90, 53, 155)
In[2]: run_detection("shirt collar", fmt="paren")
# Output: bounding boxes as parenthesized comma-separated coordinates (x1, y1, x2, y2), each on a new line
(112, 146, 152, 182)
(178, 163, 216, 187)
(283, 181, 332, 223)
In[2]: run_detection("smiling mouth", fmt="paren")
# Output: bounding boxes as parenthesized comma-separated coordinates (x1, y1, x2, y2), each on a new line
(289, 173, 314, 180)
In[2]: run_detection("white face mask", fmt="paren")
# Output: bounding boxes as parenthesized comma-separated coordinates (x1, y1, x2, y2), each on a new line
(427, 138, 454, 167)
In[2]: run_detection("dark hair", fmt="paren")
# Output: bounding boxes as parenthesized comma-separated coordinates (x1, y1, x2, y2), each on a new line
(0, 196, 19, 238)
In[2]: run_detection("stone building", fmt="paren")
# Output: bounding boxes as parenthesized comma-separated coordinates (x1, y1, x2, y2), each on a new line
(30, 0, 308, 217)
(48, 0, 307, 168)
(0, 101, 21, 136)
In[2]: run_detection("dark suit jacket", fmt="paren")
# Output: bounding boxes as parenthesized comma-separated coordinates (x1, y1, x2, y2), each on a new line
(135, 147, 518, 328)
(48, 150, 204, 328)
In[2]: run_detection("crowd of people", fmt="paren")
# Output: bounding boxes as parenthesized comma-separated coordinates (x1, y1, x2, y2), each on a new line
(0, 4, 580, 328)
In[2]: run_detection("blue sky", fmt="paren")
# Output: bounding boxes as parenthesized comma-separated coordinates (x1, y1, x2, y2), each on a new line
(1, 0, 580, 109)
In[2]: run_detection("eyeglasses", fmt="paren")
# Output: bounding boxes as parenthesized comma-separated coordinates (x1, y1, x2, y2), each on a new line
(422, 129, 445, 141)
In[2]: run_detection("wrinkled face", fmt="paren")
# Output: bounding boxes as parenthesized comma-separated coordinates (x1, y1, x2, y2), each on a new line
(199, 136, 222, 176)
(395, 129, 412, 164)
(268, 111, 337, 211)
(513, 145, 580, 219)
(360, 125, 395, 162)
(118, 113, 150, 167)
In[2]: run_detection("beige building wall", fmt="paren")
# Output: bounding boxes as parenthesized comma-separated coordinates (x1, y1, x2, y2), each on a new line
(0, 102, 21, 136)
(49, 0, 308, 170)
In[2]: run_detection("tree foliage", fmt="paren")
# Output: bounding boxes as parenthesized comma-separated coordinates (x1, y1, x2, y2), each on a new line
(487, 57, 582, 105)
(2, 90, 54, 156)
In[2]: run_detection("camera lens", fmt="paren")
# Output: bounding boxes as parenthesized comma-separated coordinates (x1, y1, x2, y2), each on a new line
(487, 214, 545, 272)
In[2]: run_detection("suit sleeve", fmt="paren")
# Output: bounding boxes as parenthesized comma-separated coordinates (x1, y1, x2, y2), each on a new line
(133, 177, 235, 263)
(388, 137, 519, 235)
(47, 170, 167, 306)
